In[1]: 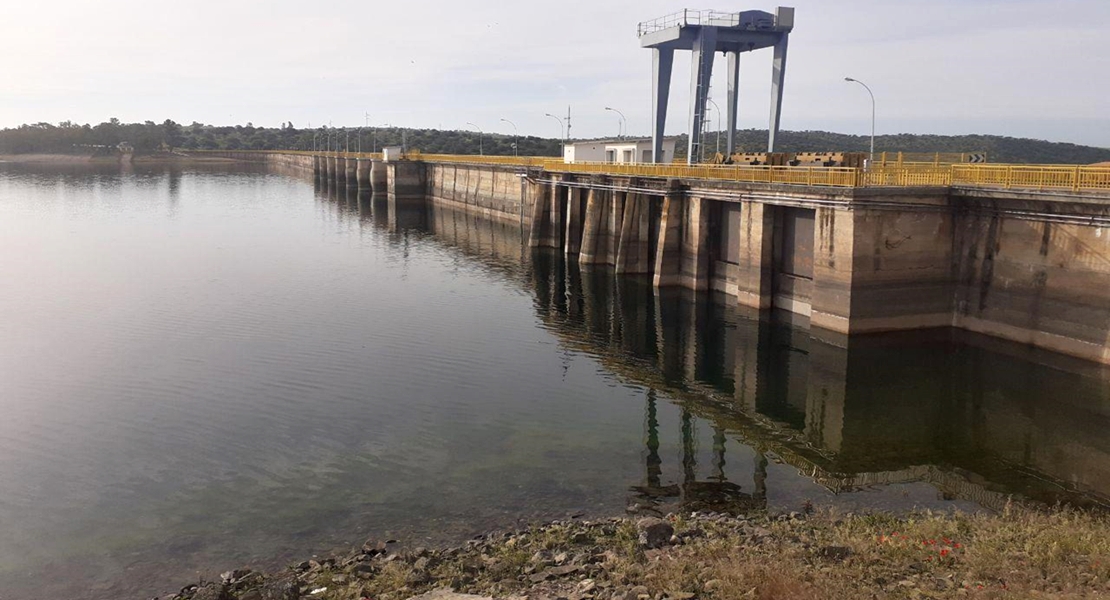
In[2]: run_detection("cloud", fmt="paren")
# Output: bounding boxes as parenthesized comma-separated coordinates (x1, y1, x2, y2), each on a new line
(0, 0, 1106, 146)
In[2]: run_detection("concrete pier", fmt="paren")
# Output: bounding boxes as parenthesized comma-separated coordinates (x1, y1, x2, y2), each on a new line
(386, 160, 426, 206)
(356, 158, 372, 190)
(345, 157, 357, 188)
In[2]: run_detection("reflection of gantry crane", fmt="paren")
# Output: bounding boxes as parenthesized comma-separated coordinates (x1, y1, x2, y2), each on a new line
(630, 389, 767, 515)
(639, 7, 795, 163)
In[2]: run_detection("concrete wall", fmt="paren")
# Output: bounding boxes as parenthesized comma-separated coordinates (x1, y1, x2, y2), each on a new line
(425, 162, 534, 225)
(212, 151, 1110, 365)
(951, 195, 1110, 363)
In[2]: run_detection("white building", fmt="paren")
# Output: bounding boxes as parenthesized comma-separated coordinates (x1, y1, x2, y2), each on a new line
(563, 138, 678, 164)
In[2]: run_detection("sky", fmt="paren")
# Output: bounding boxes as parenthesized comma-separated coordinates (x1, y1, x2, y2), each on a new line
(1, 0, 1107, 147)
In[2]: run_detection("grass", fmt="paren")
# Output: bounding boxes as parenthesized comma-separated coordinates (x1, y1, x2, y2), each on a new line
(210, 504, 1110, 600)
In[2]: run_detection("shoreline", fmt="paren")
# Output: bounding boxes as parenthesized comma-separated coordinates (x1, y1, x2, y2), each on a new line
(0, 153, 236, 164)
(166, 505, 1110, 600)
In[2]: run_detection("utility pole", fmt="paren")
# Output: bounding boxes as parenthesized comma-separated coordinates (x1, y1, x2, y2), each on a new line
(566, 105, 572, 143)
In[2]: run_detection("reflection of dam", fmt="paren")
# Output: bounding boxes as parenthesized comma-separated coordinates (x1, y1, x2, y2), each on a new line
(315, 180, 1110, 512)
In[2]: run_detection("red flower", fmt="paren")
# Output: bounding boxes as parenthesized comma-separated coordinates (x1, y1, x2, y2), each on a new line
(940, 549, 950, 557)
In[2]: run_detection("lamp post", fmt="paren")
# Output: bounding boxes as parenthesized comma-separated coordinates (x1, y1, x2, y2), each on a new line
(604, 106, 627, 138)
(706, 98, 722, 157)
(466, 122, 483, 155)
(844, 77, 876, 164)
(313, 131, 320, 152)
(344, 128, 350, 154)
(500, 118, 518, 156)
(544, 113, 566, 140)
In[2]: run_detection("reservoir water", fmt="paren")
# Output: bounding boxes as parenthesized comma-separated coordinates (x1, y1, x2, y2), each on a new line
(2, 163, 1109, 600)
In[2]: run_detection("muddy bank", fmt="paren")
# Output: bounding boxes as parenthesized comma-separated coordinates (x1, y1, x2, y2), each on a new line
(164, 506, 1110, 600)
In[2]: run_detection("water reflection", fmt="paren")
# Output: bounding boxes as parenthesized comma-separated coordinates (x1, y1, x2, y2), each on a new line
(424, 200, 1110, 511)
(3, 163, 1110, 600)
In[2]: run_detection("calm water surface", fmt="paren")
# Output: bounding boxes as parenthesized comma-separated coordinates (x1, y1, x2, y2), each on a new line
(2, 163, 1110, 600)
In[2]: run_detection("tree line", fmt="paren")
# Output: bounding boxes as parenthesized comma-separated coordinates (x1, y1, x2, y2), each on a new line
(0, 119, 563, 157)
(1, 119, 1107, 164)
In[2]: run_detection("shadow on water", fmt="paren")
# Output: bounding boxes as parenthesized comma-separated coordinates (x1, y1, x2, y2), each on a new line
(416, 199, 1110, 513)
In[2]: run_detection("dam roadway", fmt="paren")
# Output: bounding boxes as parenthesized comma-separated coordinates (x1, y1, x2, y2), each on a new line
(202, 150, 1110, 365)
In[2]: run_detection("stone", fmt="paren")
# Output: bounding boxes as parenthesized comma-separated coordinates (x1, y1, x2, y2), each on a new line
(636, 518, 674, 549)
(221, 569, 252, 585)
(703, 580, 723, 593)
(405, 588, 493, 600)
(259, 580, 300, 600)
(191, 583, 231, 600)
(348, 562, 376, 578)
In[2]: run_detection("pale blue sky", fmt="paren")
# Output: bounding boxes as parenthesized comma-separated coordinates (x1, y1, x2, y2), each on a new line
(1, 0, 1107, 146)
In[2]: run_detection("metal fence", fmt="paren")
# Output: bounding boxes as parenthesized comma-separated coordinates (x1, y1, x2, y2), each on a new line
(637, 10, 764, 36)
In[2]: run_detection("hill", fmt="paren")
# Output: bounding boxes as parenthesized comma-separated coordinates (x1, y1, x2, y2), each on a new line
(1, 120, 1107, 165)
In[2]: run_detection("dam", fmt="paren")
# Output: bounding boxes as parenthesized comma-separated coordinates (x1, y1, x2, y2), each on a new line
(211, 149, 1110, 365)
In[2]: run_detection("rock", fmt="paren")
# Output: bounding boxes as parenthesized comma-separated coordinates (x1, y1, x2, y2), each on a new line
(554, 551, 570, 565)
(571, 532, 592, 544)
(636, 518, 674, 549)
(348, 563, 376, 578)
(406, 568, 432, 586)
(405, 587, 493, 600)
(817, 546, 852, 561)
(191, 583, 231, 600)
(220, 569, 252, 585)
(259, 580, 300, 600)
(579, 579, 597, 593)
(703, 580, 723, 593)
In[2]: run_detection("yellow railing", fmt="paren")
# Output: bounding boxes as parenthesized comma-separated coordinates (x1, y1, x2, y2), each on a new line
(949, 165, 1110, 191)
(872, 151, 987, 166)
(406, 152, 555, 167)
(540, 161, 861, 187)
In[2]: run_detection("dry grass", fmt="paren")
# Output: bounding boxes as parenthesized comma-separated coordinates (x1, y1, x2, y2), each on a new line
(214, 504, 1110, 600)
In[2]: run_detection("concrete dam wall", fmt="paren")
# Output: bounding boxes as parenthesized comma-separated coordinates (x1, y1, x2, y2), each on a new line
(209, 151, 1110, 365)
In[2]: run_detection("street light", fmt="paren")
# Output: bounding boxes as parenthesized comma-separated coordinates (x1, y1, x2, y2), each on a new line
(466, 122, 483, 155)
(604, 107, 627, 139)
(706, 98, 722, 157)
(544, 113, 566, 141)
(500, 118, 518, 157)
(844, 77, 876, 164)
(313, 130, 320, 152)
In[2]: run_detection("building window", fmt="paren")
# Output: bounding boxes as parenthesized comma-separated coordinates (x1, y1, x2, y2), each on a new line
(606, 150, 616, 163)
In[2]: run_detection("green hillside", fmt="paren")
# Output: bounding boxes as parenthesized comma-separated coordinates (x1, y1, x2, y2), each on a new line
(2, 120, 1107, 165)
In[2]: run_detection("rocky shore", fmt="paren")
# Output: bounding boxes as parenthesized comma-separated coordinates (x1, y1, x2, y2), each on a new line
(164, 504, 1110, 600)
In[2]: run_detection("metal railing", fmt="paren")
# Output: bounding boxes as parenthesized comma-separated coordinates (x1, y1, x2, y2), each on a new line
(542, 161, 861, 187)
(637, 9, 773, 36)
(950, 164, 1110, 192)
(871, 151, 987, 167)
(403, 152, 555, 167)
